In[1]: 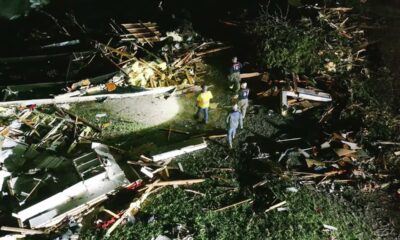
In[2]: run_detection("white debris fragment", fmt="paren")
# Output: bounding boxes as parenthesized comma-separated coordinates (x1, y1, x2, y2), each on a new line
(95, 113, 107, 118)
(165, 31, 183, 42)
(286, 187, 299, 193)
(323, 224, 338, 231)
(140, 167, 154, 178)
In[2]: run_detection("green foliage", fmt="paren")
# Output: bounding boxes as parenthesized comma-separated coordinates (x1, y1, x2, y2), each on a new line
(81, 182, 372, 240)
(81, 145, 374, 240)
(247, 6, 363, 78)
(248, 12, 323, 74)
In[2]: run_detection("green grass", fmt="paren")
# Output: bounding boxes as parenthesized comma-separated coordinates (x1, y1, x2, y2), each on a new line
(81, 180, 372, 240)
(69, 102, 146, 139)
(80, 142, 374, 240)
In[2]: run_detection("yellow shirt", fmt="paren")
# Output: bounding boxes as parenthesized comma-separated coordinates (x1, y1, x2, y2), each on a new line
(197, 91, 213, 108)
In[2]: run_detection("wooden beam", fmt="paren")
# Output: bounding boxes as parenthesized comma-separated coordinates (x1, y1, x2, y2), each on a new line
(106, 180, 160, 237)
(102, 208, 120, 219)
(0, 226, 45, 235)
(140, 155, 153, 162)
(195, 46, 231, 57)
(208, 134, 227, 139)
(150, 179, 205, 187)
(160, 128, 190, 135)
(265, 201, 287, 213)
(0, 87, 175, 107)
(122, 23, 157, 28)
(240, 72, 262, 79)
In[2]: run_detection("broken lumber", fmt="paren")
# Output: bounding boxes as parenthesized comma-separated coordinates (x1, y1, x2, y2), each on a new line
(334, 148, 356, 157)
(240, 72, 262, 79)
(150, 179, 205, 187)
(207, 134, 227, 139)
(0, 226, 44, 235)
(105, 183, 157, 237)
(195, 46, 231, 57)
(140, 155, 153, 162)
(127, 160, 163, 168)
(374, 141, 400, 146)
(276, 137, 302, 143)
(299, 170, 347, 179)
(214, 199, 252, 212)
(265, 201, 287, 213)
(151, 138, 207, 162)
(0, 87, 175, 107)
(101, 208, 120, 219)
(160, 128, 190, 135)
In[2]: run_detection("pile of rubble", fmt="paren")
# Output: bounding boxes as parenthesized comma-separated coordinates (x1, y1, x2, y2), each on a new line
(0, 103, 212, 238)
(84, 23, 228, 92)
(0, 21, 229, 107)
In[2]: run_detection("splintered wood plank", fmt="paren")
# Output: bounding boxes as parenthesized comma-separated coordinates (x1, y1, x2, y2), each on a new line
(334, 148, 356, 157)
(0, 226, 44, 235)
(240, 72, 262, 79)
(150, 179, 205, 187)
(126, 27, 158, 33)
(122, 22, 158, 28)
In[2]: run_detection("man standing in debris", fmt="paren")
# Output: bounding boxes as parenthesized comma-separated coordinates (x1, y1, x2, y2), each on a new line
(237, 82, 250, 119)
(228, 57, 242, 92)
(226, 104, 243, 149)
(196, 84, 213, 124)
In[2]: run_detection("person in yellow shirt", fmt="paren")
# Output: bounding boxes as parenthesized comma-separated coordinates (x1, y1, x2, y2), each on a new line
(196, 84, 213, 124)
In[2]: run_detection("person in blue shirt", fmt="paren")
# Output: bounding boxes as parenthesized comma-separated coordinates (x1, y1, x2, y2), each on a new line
(238, 82, 250, 119)
(226, 104, 243, 149)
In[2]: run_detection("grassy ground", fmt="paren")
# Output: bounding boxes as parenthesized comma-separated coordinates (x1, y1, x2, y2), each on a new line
(77, 62, 377, 240)
(70, 102, 146, 139)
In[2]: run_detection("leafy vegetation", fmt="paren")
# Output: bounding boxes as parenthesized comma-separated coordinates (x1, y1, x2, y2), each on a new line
(248, 11, 323, 75)
(80, 142, 374, 240)
(81, 180, 373, 240)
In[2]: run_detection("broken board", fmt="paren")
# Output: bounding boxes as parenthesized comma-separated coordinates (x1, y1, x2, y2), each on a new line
(151, 138, 207, 162)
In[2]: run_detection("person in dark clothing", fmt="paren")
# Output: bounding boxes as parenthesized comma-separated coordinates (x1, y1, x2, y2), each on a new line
(226, 104, 243, 149)
(228, 57, 243, 92)
(238, 82, 250, 119)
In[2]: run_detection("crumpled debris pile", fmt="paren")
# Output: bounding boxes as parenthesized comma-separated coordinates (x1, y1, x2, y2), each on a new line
(0, 104, 100, 201)
(59, 26, 227, 100)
